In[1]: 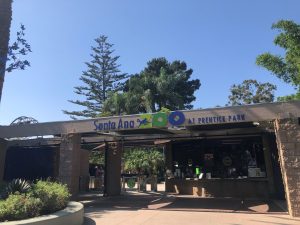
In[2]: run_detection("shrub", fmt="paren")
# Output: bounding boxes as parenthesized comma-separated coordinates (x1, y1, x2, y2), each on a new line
(0, 194, 42, 222)
(32, 180, 70, 214)
(0, 180, 70, 222)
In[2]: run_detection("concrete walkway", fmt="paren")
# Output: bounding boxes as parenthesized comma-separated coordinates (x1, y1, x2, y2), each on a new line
(79, 192, 300, 225)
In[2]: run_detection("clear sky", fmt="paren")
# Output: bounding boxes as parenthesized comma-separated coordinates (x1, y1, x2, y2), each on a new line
(0, 0, 299, 125)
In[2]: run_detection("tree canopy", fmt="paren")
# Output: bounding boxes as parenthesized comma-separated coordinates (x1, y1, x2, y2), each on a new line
(63, 35, 127, 119)
(256, 20, 300, 100)
(123, 148, 165, 175)
(228, 79, 277, 106)
(103, 57, 200, 115)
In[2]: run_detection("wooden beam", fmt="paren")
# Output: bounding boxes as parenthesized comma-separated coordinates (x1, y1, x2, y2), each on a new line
(154, 139, 171, 145)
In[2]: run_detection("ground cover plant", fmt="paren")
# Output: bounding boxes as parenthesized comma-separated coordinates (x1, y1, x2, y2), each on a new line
(0, 179, 70, 222)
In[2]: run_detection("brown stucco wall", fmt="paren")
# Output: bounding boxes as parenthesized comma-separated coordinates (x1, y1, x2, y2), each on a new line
(274, 118, 300, 217)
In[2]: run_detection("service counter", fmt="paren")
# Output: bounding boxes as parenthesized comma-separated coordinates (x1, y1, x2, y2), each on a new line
(166, 178, 269, 199)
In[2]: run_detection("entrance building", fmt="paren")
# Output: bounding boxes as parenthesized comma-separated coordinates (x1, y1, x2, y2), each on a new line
(0, 101, 300, 217)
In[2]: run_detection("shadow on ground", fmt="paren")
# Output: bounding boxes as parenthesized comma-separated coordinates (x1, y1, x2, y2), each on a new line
(83, 217, 96, 225)
(78, 191, 286, 214)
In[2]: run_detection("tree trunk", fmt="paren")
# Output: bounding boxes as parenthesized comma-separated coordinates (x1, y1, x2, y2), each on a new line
(150, 175, 158, 192)
(0, 0, 13, 103)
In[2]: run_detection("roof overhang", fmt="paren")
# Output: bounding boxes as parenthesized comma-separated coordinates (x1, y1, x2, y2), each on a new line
(1, 101, 299, 139)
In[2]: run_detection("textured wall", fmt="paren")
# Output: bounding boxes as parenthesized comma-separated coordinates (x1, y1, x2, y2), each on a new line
(58, 134, 81, 196)
(274, 118, 300, 217)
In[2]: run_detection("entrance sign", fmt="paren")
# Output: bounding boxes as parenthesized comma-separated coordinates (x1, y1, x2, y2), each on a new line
(1, 101, 300, 138)
(93, 111, 246, 132)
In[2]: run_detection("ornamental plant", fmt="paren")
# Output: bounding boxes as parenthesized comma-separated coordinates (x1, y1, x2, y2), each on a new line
(31, 180, 70, 214)
(5, 178, 31, 195)
(0, 179, 70, 222)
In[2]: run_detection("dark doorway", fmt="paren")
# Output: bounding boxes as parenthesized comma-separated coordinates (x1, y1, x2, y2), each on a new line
(4, 146, 58, 181)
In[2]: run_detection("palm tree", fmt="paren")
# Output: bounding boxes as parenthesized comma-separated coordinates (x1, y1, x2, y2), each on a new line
(0, 0, 13, 103)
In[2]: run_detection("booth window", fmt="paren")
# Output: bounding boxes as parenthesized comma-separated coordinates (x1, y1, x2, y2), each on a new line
(172, 137, 266, 179)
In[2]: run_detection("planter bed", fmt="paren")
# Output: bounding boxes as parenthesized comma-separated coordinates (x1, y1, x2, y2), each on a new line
(1, 202, 84, 225)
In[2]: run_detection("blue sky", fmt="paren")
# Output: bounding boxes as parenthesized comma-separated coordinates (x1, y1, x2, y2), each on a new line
(0, 0, 299, 125)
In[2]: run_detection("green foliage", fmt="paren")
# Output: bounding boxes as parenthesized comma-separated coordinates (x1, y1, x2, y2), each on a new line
(131, 58, 200, 112)
(228, 79, 276, 106)
(0, 194, 42, 222)
(89, 151, 104, 165)
(0, 179, 70, 222)
(31, 180, 70, 214)
(63, 35, 128, 119)
(277, 92, 300, 102)
(102, 92, 129, 116)
(124, 148, 165, 175)
(159, 107, 171, 113)
(103, 57, 200, 115)
(256, 20, 300, 91)
(5, 178, 31, 195)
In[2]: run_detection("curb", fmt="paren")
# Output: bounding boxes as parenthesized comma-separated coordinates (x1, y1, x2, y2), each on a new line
(1, 201, 84, 225)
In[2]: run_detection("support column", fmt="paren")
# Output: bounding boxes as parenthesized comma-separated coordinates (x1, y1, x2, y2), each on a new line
(164, 142, 173, 171)
(0, 138, 7, 182)
(164, 142, 173, 192)
(274, 118, 300, 217)
(104, 141, 122, 196)
(262, 134, 276, 197)
(79, 149, 90, 192)
(58, 133, 81, 196)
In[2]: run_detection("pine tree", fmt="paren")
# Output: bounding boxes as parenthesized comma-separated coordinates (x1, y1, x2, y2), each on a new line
(63, 35, 127, 118)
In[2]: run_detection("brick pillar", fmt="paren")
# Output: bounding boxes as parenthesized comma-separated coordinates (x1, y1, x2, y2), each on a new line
(79, 149, 90, 192)
(104, 142, 122, 196)
(0, 138, 7, 182)
(274, 118, 300, 217)
(58, 133, 81, 196)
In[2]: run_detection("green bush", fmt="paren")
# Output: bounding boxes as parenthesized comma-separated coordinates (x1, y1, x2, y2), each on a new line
(0, 194, 42, 222)
(32, 180, 70, 214)
(0, 180, 70, 222)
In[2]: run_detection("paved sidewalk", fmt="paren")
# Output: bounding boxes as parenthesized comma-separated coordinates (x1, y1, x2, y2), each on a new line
(79, 192, 300, 225)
